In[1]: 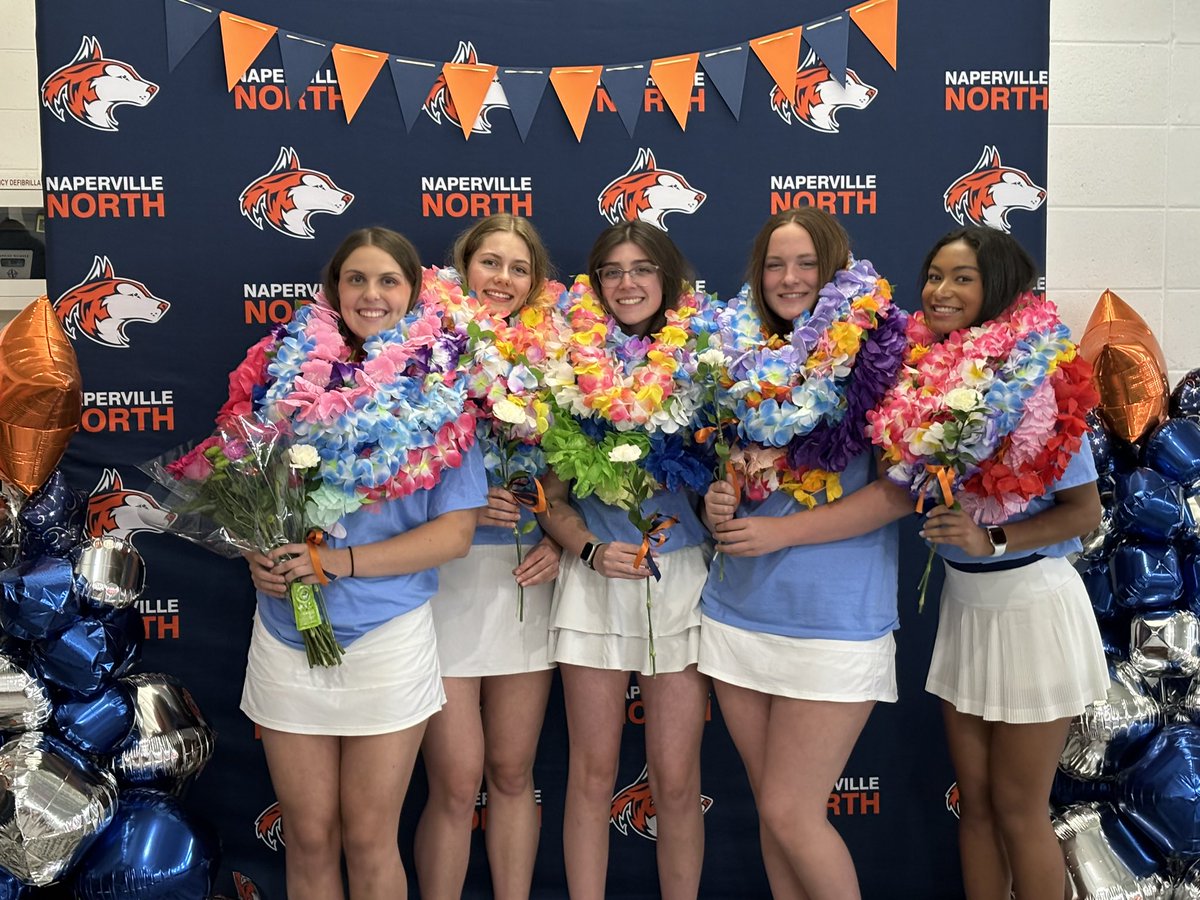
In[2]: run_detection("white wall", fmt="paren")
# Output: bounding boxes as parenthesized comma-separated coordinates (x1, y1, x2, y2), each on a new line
(3, 0, 1198, 387)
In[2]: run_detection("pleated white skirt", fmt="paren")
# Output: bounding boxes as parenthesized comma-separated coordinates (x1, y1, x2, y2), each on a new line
(926, 555, 1108, 723)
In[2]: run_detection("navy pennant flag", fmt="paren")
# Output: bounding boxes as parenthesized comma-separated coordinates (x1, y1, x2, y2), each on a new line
(498, 68, 549, 142)
(278, 32, 331, 96)
(389, 55, 440, 132)
(803, 12, 850, 84)
(163, 0, 217, 71)
(699, 43, 749, 120)
(602, 62, 649, 137)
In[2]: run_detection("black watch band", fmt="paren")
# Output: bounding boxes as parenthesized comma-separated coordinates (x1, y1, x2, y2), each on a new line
(581, 541, 603, 570)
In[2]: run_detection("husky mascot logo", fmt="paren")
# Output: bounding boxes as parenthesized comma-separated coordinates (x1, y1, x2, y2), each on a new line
(54, 256, 170, 349)
(610, 765, 714, 841)
(41, 36, 157, 132)
(87, 469, 175, 542)
(254, 802, 285, 851)
(771, 49, 877, 134)
(239, 147, 354, 239)
(945, 782, 961, 819)
(597, 149, 706, 232)
(944, 146, 1046, 233)
(231, 872, 263, 900)
(423, 41, 510, 135)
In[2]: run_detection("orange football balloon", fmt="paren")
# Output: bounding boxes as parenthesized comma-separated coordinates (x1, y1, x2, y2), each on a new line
(0, 296, 82, 494)
(1077, 289, 1168, 444)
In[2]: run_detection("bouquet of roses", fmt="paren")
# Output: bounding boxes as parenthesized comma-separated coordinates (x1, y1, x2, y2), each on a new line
(866, 292, 1098, 609)
(145, 414, 344, 666)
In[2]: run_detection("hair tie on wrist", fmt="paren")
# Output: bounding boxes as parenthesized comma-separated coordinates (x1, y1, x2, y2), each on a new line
(348, 545, 355, 578)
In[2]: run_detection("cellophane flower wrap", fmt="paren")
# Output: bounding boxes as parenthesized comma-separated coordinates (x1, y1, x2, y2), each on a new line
(865, 291, 1099, 608)
(144, 297, 477, 665)
(707, 257, 907, 506)
(542, 276, 716, 672)
(420, 266, 567, 619)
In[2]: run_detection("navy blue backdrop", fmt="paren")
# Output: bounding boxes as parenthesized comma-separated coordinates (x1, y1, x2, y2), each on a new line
(35, 1, 1051, 895)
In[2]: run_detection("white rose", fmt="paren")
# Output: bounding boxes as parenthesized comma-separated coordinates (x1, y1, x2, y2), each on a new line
(492, 398, 527, 425)
(288, 443, 320, 469)
(943, 387, 983, 412)
(698, 348, 725, 368)
(608, 443, 643, 463)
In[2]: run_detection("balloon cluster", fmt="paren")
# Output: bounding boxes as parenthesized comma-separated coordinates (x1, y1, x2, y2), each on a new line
(1054, 348, 1200, 897)
(0, 301, 218, 897)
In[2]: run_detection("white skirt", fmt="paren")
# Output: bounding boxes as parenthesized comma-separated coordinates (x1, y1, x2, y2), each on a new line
(548, 545, 707, 676)
(926, 555, 1109, 724)
(240, 603, 446, 736)
(698, 614, 898, 702)
(429, 543, 554, 677)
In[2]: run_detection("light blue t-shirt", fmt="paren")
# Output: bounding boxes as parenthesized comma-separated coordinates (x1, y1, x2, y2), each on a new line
(473, 507, 544, 546)
(701, 451, 899, 641)
(575, 488, 707, 552)
(258, 443, 488, 649)
(935, 440, 1098, 564)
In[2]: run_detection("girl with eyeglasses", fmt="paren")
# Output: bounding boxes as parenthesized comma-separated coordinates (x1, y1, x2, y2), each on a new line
(539, 221, 713, 900)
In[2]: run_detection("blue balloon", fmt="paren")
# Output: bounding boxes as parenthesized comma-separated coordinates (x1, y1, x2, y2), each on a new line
(1086, 411, 1114, 474)
(1052, 770, 1113, 807)
(1097, 802, 1164, 879)
(1171, 369, 1200, 420)
(1082, 562, 1118, 620)
(1184, 553, 1200, 617)
(1118, 723, 1200, 858)
(1144, 419, 1200, 488)
(34, 617, 139, 695)
(17, 469, 87, 560)
(0, 865, 26, 899)
(0, 556, 81, 640)
(73, 789, 219, 900)
(54, 683, 135, 755)
(1115, 468, 1187, 543)
(1111, 542, 1183, 610)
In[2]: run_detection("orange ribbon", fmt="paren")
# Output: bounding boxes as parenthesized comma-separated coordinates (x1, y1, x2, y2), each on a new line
(507, 473, 548, 514)
(634, 514, 679, 580)
(306, 529, 331, 585)
(694, 427, 743, 503)
(914, 464, 956, 514)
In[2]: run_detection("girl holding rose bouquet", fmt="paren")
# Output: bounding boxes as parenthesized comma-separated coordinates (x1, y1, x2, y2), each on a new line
(699, 208, 911, 900)
(235, 227, 487, 899)
(413, 215, 564, 900)
(539, 221, 713, 900)
(870, 226, 1107, 900)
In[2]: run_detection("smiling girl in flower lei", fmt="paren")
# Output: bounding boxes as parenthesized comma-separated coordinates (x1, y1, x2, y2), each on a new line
(873, 227, 1106, 900)
(232, 227, 488, 899)
(410, 215, 566, 900)
(699, 208, 910, 900)
(538, 221, 714, 900)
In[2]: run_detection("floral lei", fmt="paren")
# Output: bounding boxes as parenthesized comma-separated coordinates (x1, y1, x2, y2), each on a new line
(866, 292, 1098, 523)
(542, 277, 717, 502)
(216, 300, 476, 527)
(711, 258, 907, 505)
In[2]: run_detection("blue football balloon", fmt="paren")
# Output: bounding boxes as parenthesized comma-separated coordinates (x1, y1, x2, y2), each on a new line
(1119, 724, 1200, 858)
(73, 789, 219, 900)
(17, 469, 87, 560)
(1096, 803, 1164, 879)
(1082, 562, 1118, 620)
(34, 617, 140, 696)
(0, 556, 81, 641)
(1115, 468, 1187, 543)
(1144, 419, 1200, 488)
(53, 683, 135, 756)
(1170, 369, 1200, 420)
(1111, 542, 1183, 610)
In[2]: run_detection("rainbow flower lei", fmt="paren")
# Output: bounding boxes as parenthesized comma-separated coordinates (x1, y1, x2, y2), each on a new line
(216, 300, 476, 529)
(866, 291, 1098, 523)
(710, 258, 907, 506)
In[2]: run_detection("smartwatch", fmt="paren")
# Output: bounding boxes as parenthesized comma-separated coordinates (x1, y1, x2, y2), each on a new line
(985, 526, 1008, 557)
(580, 541, 605, 570)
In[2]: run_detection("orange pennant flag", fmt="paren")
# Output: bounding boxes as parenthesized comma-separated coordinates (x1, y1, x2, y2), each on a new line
(442, 62, 500, 140)
(549, 66, 602, 142)
(331, 43, 387, 124)
(218, 11, 277, 91)
(650, 52, 699, 130)
(750, 27, 802, 101)
(849, 0, 898, 70)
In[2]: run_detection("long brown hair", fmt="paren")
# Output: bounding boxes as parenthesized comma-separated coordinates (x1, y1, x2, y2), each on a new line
(451, 214, 555, 308)
(586, 221, 694, 335)
(745, 208, 850, 337)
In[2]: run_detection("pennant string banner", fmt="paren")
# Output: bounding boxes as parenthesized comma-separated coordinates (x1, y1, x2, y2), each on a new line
(200, 1, 897, 137)
(331, 43, 388, 124)
(649, 52, 699, 130)
(278, 33, 330, 96)
(218, 11, 277, 91)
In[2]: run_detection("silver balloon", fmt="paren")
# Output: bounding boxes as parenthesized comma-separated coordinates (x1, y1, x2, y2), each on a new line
(0, 654, 52, 733)
(111, 674, 215, 791)
(1061, 662, 1163, 779)
(1181, 677, 1200, 726)
(72, 536, 145, 609)
(1177, 860, 1200, 900)
(0, 731, 118, 886)
(1054, 803, 1148, 900)
(1130, 610, 1200, 677)
(1080, 506, 1116, 560)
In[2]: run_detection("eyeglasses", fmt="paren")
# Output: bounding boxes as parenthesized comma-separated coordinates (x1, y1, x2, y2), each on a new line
(597, 263, 660, 285)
